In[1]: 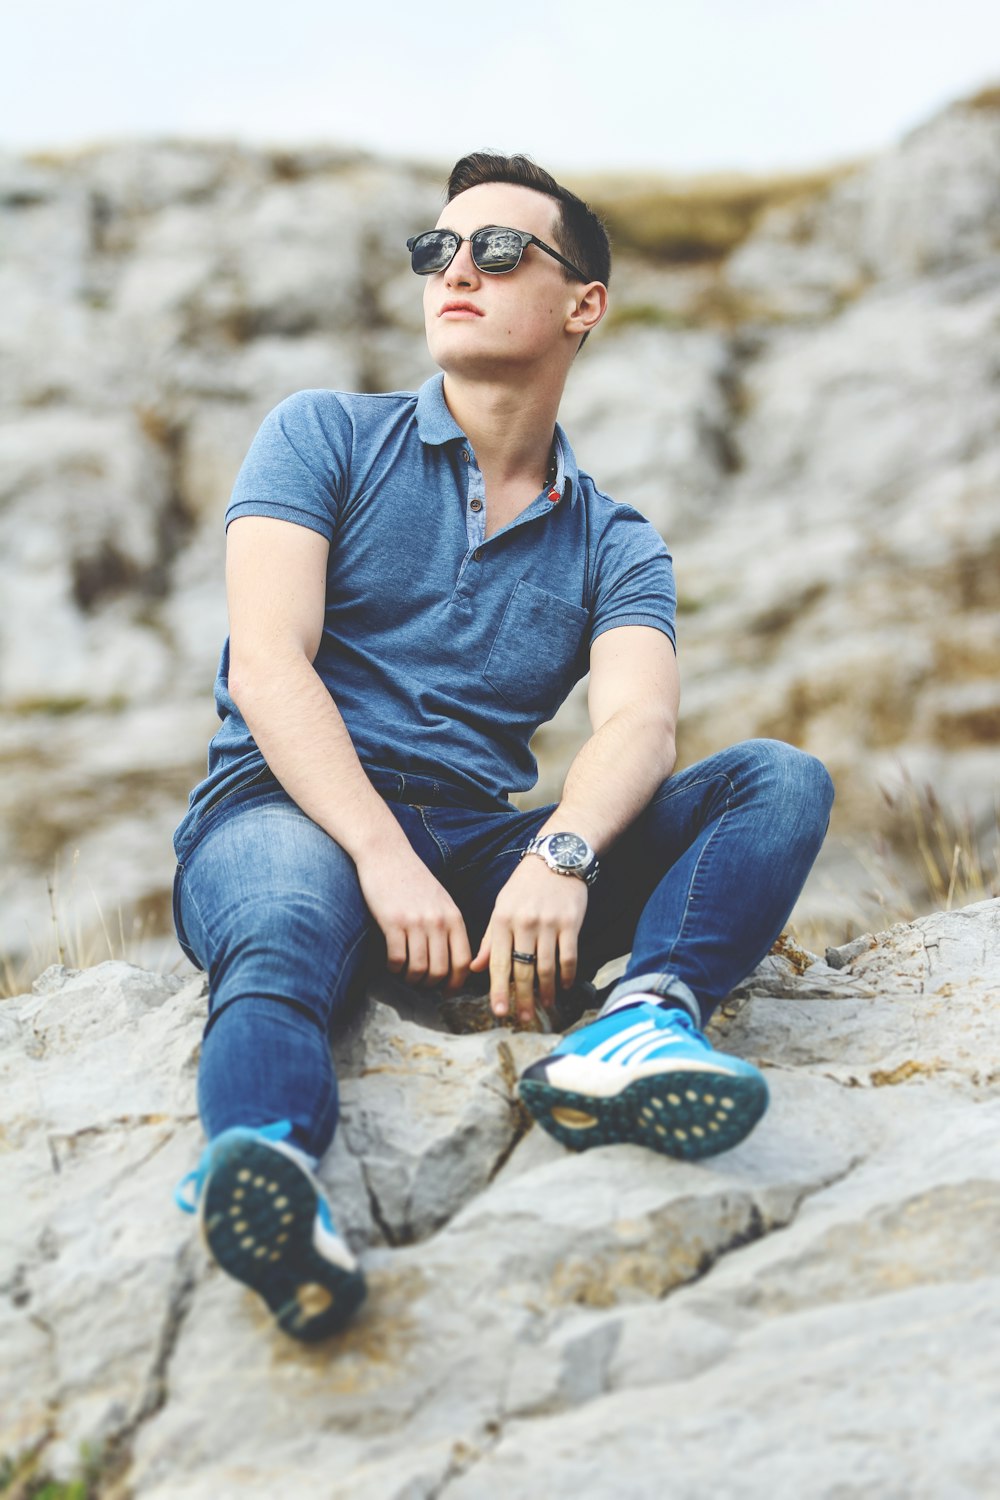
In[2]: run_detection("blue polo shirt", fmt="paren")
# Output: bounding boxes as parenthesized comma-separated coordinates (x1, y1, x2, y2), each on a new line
(176, 373, 676, 847)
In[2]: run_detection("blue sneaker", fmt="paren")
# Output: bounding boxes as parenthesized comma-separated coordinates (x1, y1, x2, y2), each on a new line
(175, 1120, 366, 1342)
(518, 1001, 768, 1160)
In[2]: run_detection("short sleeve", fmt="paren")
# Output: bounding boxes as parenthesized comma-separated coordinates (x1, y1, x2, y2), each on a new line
(589, 504, 677, 651)
(225, 390, 353, 541)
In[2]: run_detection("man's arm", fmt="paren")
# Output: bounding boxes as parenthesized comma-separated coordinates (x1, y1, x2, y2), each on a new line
(226, 516, 472, 990)
(471, 624, 680, 1023)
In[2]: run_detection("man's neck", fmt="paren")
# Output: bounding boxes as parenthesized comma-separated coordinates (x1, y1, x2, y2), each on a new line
(441, 371, 564, 488)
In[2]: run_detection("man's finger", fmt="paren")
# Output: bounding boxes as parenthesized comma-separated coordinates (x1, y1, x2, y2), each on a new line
(405, 930, 429, 985)
(445, 920, 473, 994)
(424, 922, 451, 986)
(534, 932, 559, 1007)
(384, 925, 407, 973)
(469, 941, 490, 974)
(511, 932, 538, 1025)
(488, 925, 514, 1016)
(558, 929, 579, 991)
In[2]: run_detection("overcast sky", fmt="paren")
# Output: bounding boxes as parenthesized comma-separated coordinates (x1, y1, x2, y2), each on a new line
(4, 0, 999, 175)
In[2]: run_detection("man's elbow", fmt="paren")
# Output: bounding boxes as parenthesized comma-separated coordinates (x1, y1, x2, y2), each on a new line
(227, 654, 259, 716)
(599, 699, 677, 779)
(635, 699, 677, 780)
(228, 639, 303, 714)
(659, 721, 678, 781)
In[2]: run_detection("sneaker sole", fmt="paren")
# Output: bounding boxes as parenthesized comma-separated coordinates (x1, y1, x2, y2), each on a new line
(201, 1138, 366, 1342)
(519, 1067, 768, 1160)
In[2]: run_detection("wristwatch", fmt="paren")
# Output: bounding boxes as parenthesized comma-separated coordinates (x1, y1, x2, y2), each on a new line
(522, 832, 600, 887)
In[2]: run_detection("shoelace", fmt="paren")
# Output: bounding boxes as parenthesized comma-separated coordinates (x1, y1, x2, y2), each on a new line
(657, 1007, 706, 1042)
(640, 1007, 713, 1053)
(174, 1118, 294, 1214)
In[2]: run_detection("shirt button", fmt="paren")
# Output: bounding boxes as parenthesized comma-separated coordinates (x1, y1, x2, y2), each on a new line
(470, 498, 483, 512)
(461, 449, 470, 462)
(473, 547, 484, 561)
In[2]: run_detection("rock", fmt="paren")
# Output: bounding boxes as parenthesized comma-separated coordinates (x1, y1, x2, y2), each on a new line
(1, 900, 998, 1494)
(557, 324, 737, 535)
(717, 897, 1000, 1087)
(723, 95, 1000, 315)
(330, 997, 546, 1246)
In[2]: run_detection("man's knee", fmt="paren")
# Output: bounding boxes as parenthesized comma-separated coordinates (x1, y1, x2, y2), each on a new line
(732, 738, 834, 839)
(211, 899, 371, 1028)
(756, 738, 833, 807)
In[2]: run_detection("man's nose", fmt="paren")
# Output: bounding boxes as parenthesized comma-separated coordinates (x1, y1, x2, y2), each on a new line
(444, 238, 480, 287)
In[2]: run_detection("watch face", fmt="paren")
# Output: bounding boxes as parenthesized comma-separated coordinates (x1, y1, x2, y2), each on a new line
(548, 833, 588, 867)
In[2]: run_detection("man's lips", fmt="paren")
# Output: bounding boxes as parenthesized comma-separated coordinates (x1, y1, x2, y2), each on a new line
(438, 301, 484, 317)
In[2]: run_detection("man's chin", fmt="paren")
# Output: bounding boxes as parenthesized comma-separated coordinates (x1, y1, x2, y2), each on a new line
(430, 343, 536, 383)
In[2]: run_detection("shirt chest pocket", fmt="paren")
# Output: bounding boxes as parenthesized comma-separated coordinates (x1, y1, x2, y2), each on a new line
(483, 580, 589, 716)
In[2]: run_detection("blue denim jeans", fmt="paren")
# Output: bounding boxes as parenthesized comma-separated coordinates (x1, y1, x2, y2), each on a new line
(173, 739, 833, 1158)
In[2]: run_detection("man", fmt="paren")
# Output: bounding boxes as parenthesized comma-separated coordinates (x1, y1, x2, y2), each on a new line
(172, 152, 834, 1342)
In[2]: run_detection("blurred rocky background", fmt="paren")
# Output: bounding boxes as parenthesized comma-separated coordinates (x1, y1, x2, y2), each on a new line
(2, 85, 999, 983)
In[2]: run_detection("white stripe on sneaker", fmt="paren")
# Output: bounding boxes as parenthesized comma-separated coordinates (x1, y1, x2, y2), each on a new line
(620, 1031, 688, 1068)
(611, 1025, 673, 1066)
(586, 1020, 658, 1062)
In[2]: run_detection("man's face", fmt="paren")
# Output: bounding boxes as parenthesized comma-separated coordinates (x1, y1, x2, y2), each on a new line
(420, 182, 584, 376)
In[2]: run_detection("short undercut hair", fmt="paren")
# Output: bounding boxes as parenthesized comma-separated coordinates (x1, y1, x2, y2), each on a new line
(445, 151, 611, 293)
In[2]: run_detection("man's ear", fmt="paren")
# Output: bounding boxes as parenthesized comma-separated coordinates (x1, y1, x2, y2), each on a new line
(566, 281, 608, 342)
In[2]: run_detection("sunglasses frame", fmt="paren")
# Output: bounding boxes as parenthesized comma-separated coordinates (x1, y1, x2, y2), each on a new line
(406, 225, 588, 283)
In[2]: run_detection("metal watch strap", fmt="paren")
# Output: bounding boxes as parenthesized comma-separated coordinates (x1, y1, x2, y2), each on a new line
(522, 833, 599, 887)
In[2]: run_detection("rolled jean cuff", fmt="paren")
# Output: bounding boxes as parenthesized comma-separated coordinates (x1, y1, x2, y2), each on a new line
(599, 972, 701, 1025)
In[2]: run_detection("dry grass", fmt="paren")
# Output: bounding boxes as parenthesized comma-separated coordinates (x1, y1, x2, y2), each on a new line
(1, 852, 165, 1000)
(568, 162, 859, 265)
(791, 773, 1000, 955)
(868, 774, 1000, 918)
(963, 82, 1000, 112)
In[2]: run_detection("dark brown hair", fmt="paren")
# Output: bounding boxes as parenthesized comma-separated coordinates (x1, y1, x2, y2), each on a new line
(445, 151, 611, 290)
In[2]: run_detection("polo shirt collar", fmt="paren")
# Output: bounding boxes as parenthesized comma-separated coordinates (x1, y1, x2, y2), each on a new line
(415, 371, 580, 506)
(415, 373, 465, 446)
(552, 423, 579, 507)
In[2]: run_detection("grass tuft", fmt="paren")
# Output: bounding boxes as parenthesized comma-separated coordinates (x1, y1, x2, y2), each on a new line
(962, 82, 1000, 112)
(0, 1437, 103, 1500)
(869, 774, 1000, 918)
(1, 852, 167, 999)
(791, 773, 1000, 955)
(604, 302, 689, 332)
(568, 163, 857, 266)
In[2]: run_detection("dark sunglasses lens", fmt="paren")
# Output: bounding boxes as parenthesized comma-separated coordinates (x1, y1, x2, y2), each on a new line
(410, 231, 458, 274)
(471, 227, 524, 272)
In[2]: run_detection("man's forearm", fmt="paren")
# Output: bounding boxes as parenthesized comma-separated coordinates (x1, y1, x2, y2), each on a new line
(229, 649, 410, 862)
(537, 704, 677, 854)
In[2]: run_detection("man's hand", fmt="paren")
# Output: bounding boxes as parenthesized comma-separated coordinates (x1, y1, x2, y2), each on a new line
(356, 849, 472, 995)
(470, 857, 589, 1025)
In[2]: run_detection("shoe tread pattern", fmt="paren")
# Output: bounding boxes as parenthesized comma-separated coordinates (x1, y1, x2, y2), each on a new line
(202, 1138, 366, 1342)
(519, 1068, 767, 1160)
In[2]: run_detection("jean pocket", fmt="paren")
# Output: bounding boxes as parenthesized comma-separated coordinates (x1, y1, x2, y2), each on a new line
(483, 580, 589, 714)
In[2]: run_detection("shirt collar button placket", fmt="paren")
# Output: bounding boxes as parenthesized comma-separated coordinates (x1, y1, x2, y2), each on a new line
(462, 446, 485, 548)
(469, 487, 485, 546)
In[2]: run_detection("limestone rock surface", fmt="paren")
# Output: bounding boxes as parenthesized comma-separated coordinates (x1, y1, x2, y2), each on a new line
(1, 899, 998, 1496)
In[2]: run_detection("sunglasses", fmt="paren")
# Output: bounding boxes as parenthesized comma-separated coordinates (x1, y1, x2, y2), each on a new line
(407, 224, 587, 282)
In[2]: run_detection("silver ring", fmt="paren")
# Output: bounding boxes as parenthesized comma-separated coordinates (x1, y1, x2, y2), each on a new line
(511, 950, 537, 965)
